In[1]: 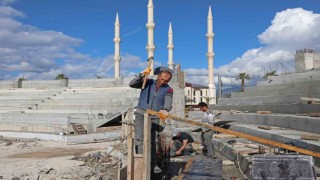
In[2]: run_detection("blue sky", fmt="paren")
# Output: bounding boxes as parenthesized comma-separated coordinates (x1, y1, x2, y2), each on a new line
(0, 0, 320, 86)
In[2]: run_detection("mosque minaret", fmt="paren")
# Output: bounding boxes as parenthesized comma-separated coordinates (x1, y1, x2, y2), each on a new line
(207, 6, 216, 104)
(167, 22, 174, 70)
(146, 0, 156, 75)
(113, 12, 121, 78)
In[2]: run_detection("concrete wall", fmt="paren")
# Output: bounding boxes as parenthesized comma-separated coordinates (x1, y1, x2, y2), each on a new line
(0, 114, 70, 134)
(68, 78, 124, 87)
(314, 53, 320, 69)
(295, 49, 320, 73)
(22, 80, 64, 88)
(258, 69, 320, 86)
(0, 80, 19, 89)
(219, 113, 320, 134)
(232, 80, 320, 98)
(213, 103, 320, 114)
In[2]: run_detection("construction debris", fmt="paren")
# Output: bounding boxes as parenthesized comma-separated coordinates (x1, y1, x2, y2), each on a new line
(301, 134, 320, 141)
(213, 134, 237, 139)
(258, 125, 271, 130)
(309, 113, 320, 117)
(300, 97, 320, 104)
(256, 111, 271, 114)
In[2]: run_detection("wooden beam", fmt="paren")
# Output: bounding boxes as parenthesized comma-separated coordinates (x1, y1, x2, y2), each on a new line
(301, 97, 320, 104)
(127, 125, 134, 180)
(146, 110, 320, 158)
(258, 125, 271, 130)
(309, 113, 320, 117)
(143, 113, 151, 180)
(257, 111, 271, 114)
(301, 134, 320, 141)
(177, 158, 194, 180)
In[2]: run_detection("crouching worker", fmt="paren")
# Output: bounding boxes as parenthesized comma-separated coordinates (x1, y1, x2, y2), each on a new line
(170, 129, 195, 157)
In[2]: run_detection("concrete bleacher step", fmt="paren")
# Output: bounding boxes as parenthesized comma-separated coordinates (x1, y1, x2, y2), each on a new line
(219, 94, 320, 106)
(232, 82, 320, 98)
(211, 137, 319, 179)
(257, 69, 320, 86)
(243, 79, 320, 93)
(0, 114, 70, 133)
(214, 103, 320, 114)
(225, 122, 320, 166)
(219, 113, 320, 134)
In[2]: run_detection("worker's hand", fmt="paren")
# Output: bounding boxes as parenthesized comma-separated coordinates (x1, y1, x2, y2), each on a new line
(176, 150, 182, 155)
(159, 110, 169, 120)
(142, 67, 151, 76)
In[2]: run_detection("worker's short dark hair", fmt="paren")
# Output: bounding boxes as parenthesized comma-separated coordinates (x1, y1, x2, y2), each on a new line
(198, 102, 208, 107)
(159, 67, 173, 76)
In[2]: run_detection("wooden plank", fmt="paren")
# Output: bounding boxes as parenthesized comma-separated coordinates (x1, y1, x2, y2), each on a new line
(245, 144, 259, 149)
(301, 134, 320, 141)
(146, 110, 320, 158)
(213, 134, 237, 139)
(177, 158, 194, 180)
(142, 113, 151, 180)
(309, 113, 320, 117)
(237, 149, 259, 155)
(258, 125, 271, 130)
(71, 124, 79, 134)
(257, 111, 271, 114)
(127, 125, 134, 180)
(300, 97, 320, 104)
(133, 156, 143, 180)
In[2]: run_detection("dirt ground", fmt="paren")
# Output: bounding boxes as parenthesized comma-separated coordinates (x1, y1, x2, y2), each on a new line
(0, 136, 123, 180)
(0, 135, 248, 180)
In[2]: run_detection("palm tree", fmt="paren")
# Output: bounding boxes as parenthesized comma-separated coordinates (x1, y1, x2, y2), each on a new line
(55, 74, 68, 80)
(201, 96, 215, 104)
(235, 72, 250, 92)
(18, 77, 27, 81)
(263, 70, 278, 79)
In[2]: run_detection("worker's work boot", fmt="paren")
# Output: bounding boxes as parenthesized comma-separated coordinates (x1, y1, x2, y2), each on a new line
(154, 165, 162, 174)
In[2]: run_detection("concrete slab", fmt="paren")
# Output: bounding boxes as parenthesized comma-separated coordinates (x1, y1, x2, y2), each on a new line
(232, 83, 320, 98)
(257, 69, 320, 86)
(0, 131, 121, 143)
(250, 155, 316, 179)
(219, 94, 320, 106)
(220, 113, 320, 134)
(227, 123, 320, 166)
(183, 158, 222, 179)
(213, 103, 320, 114)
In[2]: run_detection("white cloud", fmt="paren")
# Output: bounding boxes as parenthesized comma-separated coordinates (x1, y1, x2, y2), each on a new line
(259, 8, 320, 49)
(186, 8, 320, 86)
(0, 6, 24, 17)
(0, 0, 18, 5)
(0, 5, 147, 80)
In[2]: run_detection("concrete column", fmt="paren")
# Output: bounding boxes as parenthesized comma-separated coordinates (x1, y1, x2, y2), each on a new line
(207, 6, 216, 104)
(146, 0, 155, 75)
(17, 79, 22, 88)
(167, 22, 174, 69)
(113, 12, 121, 78)
(60, 78, 69, 87)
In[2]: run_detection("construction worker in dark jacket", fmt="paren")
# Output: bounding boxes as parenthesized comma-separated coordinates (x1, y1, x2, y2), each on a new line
(129, 66, 174, 174)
